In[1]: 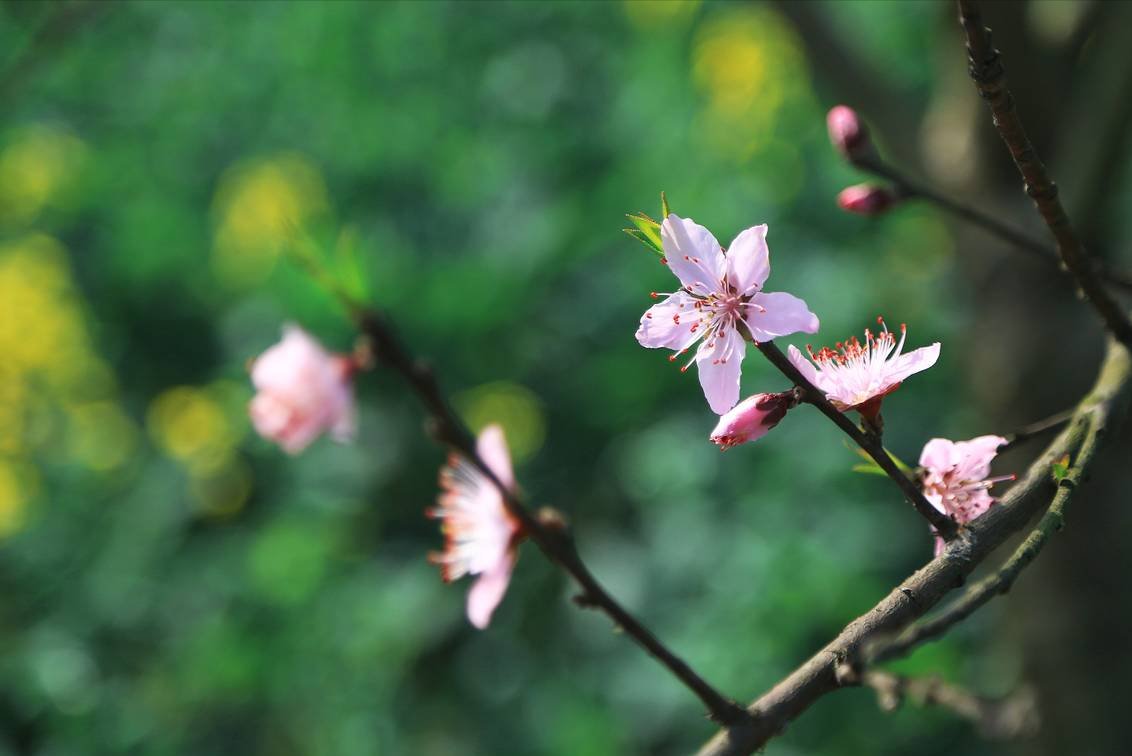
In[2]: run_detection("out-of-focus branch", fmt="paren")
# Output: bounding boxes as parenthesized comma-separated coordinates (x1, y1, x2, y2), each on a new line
(866, 407, 1106, 665)
(696, 338, 1130, 756)
(844, 668, 1039, 740)
(340, 304, 748, 726)
(755, 341, 957, 539)
(999, 407, 1076, 451)
(851, 155, 1132, 294)
(957, 0, 1132, 345)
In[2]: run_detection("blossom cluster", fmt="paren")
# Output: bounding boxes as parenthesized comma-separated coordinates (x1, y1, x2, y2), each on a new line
(243, 106, 1011, 629)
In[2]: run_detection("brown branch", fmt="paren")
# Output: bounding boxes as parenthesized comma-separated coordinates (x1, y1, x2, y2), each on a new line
(846, 668, 1039, 740)
(755, 341, 957, 539)
(999, 407, 1075, 451)
(695, 338, 1130, 755)
(957, 0, 1132, 346)
(866, 408, 1105, 665)
(349, 306, 748, 725)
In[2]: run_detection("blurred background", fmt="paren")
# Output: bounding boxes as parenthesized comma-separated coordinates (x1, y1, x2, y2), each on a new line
(1, 1, 1130, 754)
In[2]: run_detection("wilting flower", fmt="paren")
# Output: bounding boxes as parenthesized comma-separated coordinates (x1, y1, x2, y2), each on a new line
(827, 105, 869, 160)
(429, 425, 524, 629)
(710, 391, 795, 450)
(837, 184, 898, 216)
(787, 319, 939, 422)
(249, 324, 356, 454)
(920, 435, 1013, 555)
(636, 214, 819, 414)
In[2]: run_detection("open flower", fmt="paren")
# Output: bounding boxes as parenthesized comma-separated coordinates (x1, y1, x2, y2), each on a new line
(787, 319, 939, 422)
(428, 425, 524, 629)
(249, 324, 356, 454)
(710, 391, 795, 450)
(636, 214, 819, 414)
(920, 435, 1012, 555)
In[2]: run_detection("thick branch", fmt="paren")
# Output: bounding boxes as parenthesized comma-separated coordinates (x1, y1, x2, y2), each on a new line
(755, 341, 957, 538)
(696, 338, 1130, 755)
(957, 0, 1132, 346)
(351, 307, 748, 725)
(867, 409, 1105, 665)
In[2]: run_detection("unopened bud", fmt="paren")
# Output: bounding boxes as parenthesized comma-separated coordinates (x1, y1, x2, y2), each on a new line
(827, 105, 868, 161)
(837, 184, 898, 216)
(710, 391, 795, 450)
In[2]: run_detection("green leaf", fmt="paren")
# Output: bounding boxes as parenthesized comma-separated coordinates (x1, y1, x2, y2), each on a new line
(623, 211, 663, 256)
(660, 190, 671, 219)
(1051, 454, 1071, 482)
(851, 463, 888, 477)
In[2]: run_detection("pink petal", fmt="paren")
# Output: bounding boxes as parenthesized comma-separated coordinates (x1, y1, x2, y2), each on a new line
(696, 327, 745, 414)
(725, 224, 770, 295)
(466, 551, 514, 629)
(887, 342, 940, 384)
(661, 214, 725, 293)
(953, 434, 1007, 482)
(745, 292, 820, 343)
(918, 438, 957, 472)
(476, 424, 514, 491)
(635, 291, 702, 351)
(786, 344, 821, 387)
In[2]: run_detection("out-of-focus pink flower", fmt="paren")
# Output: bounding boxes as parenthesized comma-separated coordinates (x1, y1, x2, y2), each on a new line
(787, 318, 939, 422)
(429, 425, 524, 630)
(827, 105, 868, 160)
(710, 391, 795, 450)
(249, 324, 356, 454)
(920, 435, 1013, 555)
(837, 184, 898, 216)
(636, 214, 819, 415)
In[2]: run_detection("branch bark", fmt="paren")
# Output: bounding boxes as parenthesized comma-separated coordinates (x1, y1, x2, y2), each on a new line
(957, 0, 1132, 346)
(695, 338, 1130, 755)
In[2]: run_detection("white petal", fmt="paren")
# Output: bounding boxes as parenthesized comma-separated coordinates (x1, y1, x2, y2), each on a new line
(635, 291, 703, 352)
(476, 424, 514, 491)
(466, 552, 514, 629)
(726, 224, 770, 295)
(746, 292, 820, 342)
(787, 344, 821, 386)
(886, 342, 940, 384)
(696, 327, 745, 414)
(661, 214, 725, 293)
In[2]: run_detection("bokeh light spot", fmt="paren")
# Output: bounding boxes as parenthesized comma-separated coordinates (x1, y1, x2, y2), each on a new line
(454, 381, 545, 464)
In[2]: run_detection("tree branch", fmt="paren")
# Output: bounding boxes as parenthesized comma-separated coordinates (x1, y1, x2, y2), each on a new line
(348, 306, 748, 725)
(695, 338, 1130, 755)
(755, 341, 957, 538)
(957, 0, 1132, 346)
(999, 406, 1076, 451)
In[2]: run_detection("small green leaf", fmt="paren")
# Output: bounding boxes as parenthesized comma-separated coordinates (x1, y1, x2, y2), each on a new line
(660, 190, 671, 219)
(851, 463, 888, 476)
(623, 211, 663, 256)
(1051, 454, 1071, 482)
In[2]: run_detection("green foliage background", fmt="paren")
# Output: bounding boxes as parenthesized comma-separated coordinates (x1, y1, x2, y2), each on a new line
(0, 1, 1104, 754)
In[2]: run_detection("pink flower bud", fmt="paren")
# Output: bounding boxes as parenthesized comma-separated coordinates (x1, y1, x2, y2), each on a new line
(248, 324, 356, 454)
(837, 184, 898, 216)
(827, 105, 868, 160)
(709, 391, 794, 450)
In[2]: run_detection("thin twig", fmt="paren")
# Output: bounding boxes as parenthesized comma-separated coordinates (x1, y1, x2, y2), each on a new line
(348, 307, 748, 725)
(755, 341, 957, 538)
(999, 407, 1076, 451)
(957, 0, 1132, 347)
(846, 669, 1039, 740)
(695, 338, 1130, 756)
(866, 409, 1105, 665)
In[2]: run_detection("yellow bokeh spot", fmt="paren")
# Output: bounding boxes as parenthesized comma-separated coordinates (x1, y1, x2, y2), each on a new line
(191, 459, 253, 520)
(0, 124, 85, 226)
(622, 0, 700, 29)
(211, 153, 329, 287)
(147, 386, 241, 474)
(691, 7, 808, 160)
(66, 402, 138, 472)
(0, 459, 38, 538)
(454, 381, 545, 465)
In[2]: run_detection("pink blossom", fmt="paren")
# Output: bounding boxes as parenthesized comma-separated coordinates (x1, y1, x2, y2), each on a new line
(837, 184, 898, 216)
(429, 425, 524, 629)
(920, 435, 1013, 555)
(827, 105, 868, 160)
(636, 214, 819, 415)
(710, 391, 795, 450)
(787, 319, 939, 422)
(249, 324, 356, 454)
